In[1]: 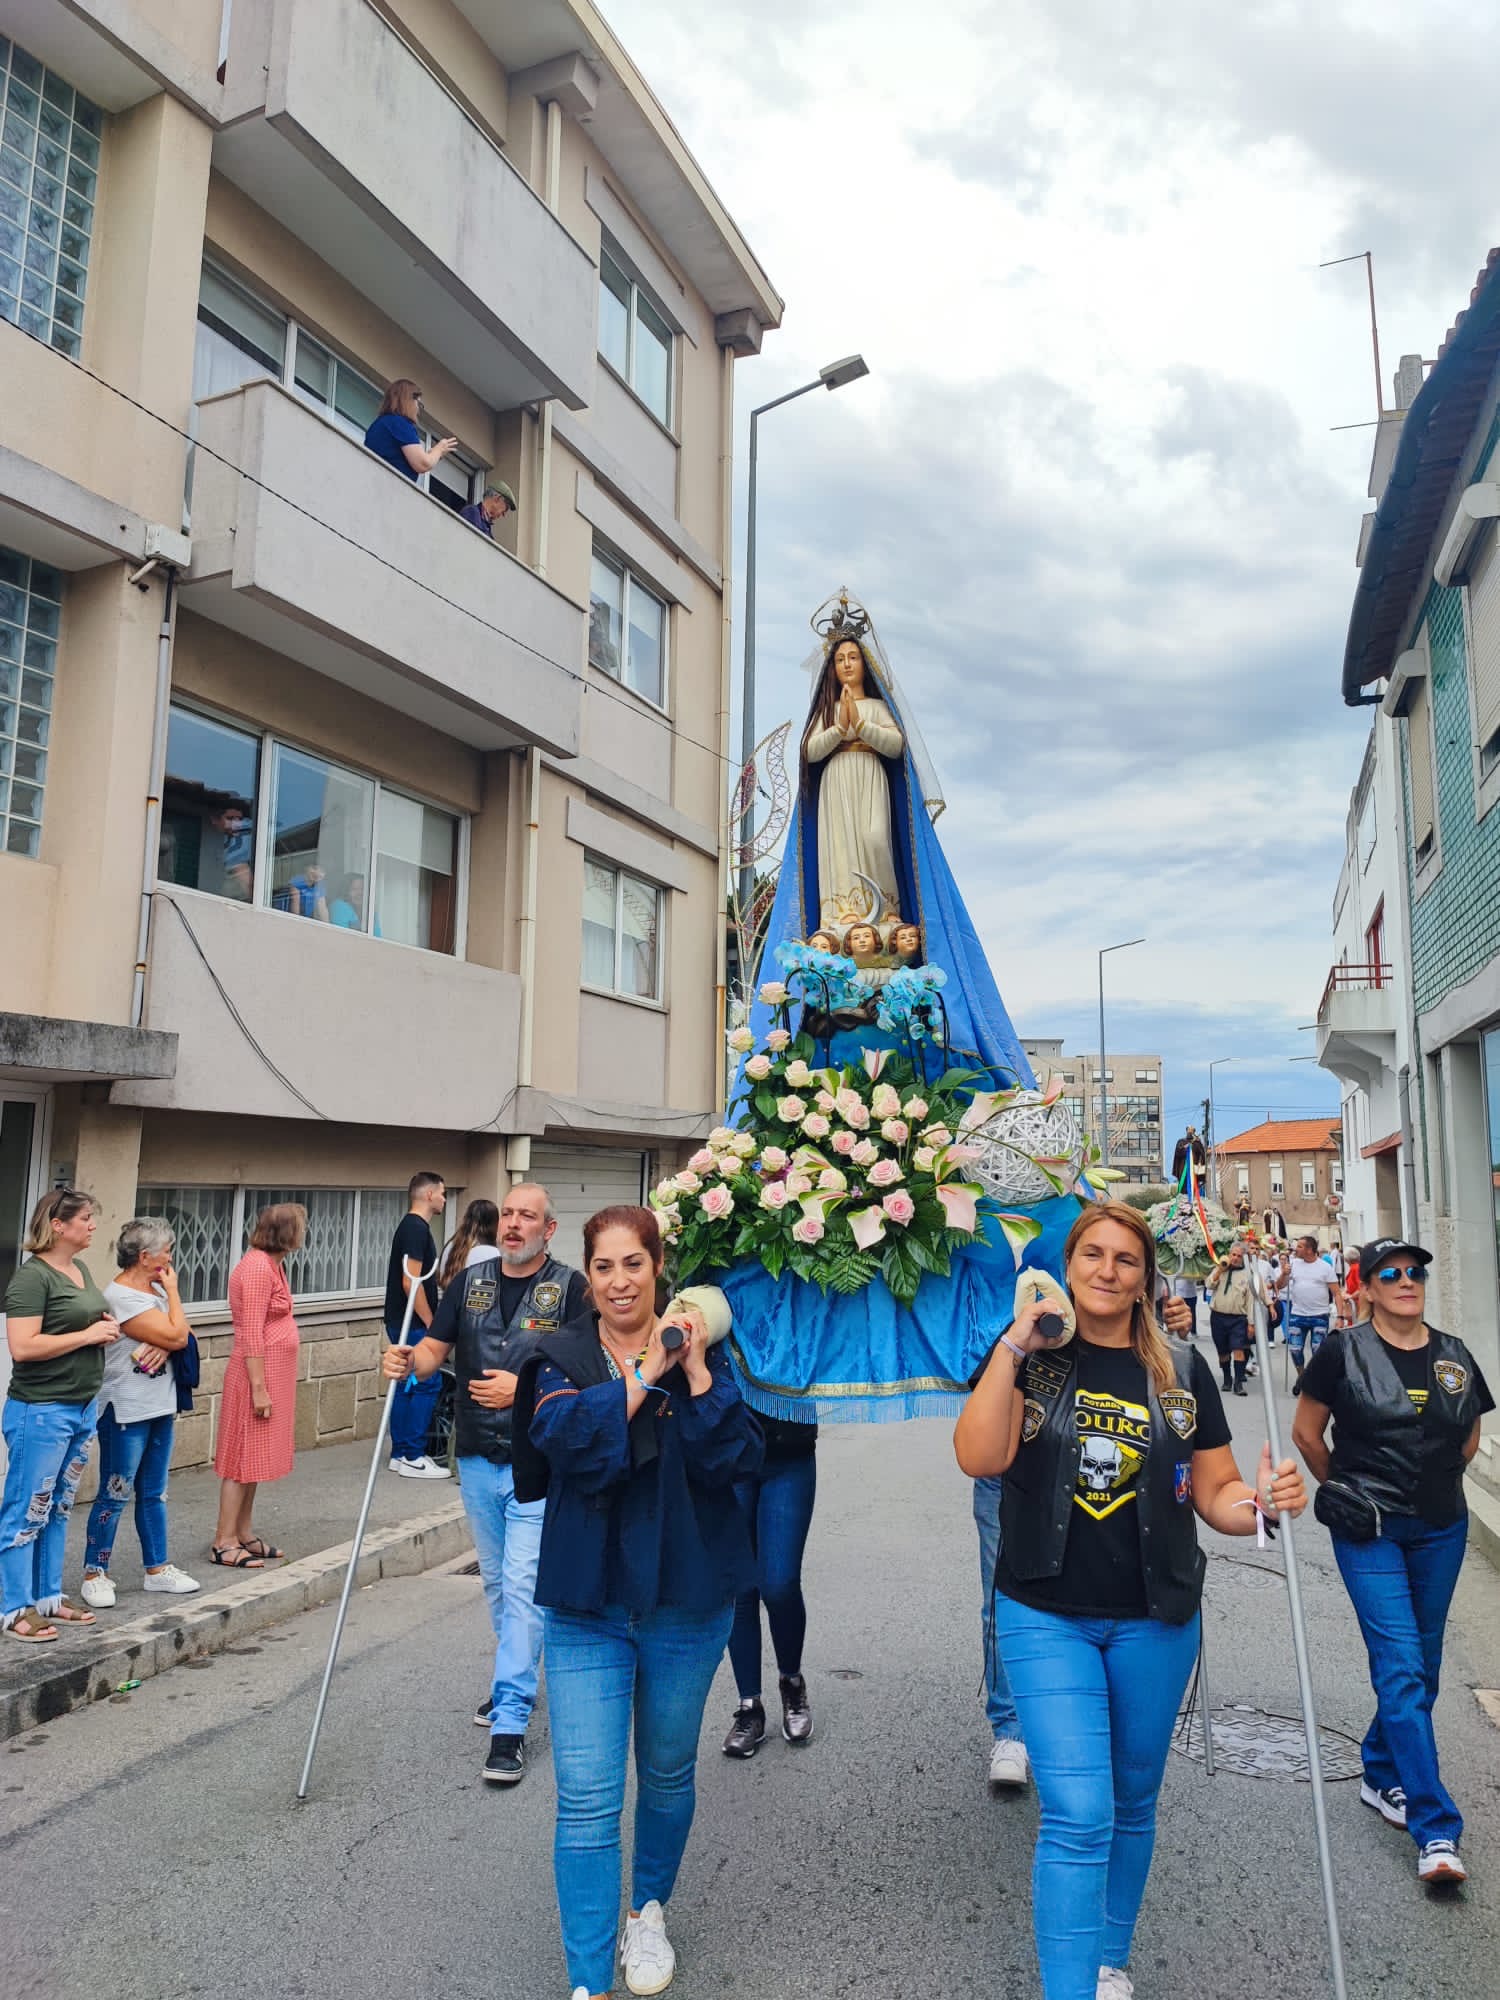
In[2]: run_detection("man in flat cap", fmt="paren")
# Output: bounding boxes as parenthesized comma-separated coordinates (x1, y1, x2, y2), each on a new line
(460, 481, 517, 539)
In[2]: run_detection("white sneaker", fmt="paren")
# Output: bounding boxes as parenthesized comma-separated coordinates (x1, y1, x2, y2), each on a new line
(988, 1738, 1030, 1790)
(80, 1573, 115, 1609)
(620, 1900, 675, 1995)
(1417, 1840, 1467, 1884)
(143, 1565, 201, 1595)
(391, 1455, 451, 1480)
(571, 1990, 591, 2000)
(1098, 1970, 1134, 2000)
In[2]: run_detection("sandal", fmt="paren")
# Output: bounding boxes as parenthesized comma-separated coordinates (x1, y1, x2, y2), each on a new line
(210, 1543, 265, 1569)
(4, 1608, 59, 1644)
(48, 1598, 96, 1625)
(239, 1537, 284, 1561)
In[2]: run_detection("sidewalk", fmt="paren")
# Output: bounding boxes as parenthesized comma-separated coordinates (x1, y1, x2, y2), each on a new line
(0, 1436, 473, 1740)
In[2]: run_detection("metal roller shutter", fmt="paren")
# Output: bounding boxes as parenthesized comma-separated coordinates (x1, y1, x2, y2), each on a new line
(529, 1144, 647, 1269)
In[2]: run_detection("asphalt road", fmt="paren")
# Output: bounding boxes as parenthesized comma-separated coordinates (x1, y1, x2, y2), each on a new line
(4, 1361, 1499, 2000)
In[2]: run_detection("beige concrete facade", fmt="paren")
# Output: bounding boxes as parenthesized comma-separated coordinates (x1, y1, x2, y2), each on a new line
(1020, 1038, 1166, 1185)
(0, 0, 781, 1460)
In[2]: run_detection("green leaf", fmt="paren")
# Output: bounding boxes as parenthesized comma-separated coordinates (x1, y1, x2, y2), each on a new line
(754, 1088, 778, 1121)
(761, 1239, 786, 1281)
(880, 1236, 923, 1304)
(825, 1243, 879, 1295)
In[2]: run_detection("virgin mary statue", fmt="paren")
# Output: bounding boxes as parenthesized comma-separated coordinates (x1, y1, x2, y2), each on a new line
(748, 592, 1033, 1091)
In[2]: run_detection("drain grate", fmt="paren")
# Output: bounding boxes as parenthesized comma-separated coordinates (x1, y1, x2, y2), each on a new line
(1172, 1704, 1364, 1781)
(458, 1559, 481, 1576)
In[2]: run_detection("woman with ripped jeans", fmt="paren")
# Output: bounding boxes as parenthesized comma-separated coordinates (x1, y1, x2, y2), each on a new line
(1, 1189, 119, 1642)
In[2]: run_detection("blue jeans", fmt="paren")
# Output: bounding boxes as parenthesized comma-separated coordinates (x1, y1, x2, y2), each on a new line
(995, 1594, 1201, 2000)
(973, 1475, 1022, 1743)
(386, 1327, 442, 1460)
(83, 1406, 176, 1572)
(728, 1451, 817, 1697)
(1286, 1314, 1330, 1368)
(0, 1397, 97, 1620)
(459, 1455, 544, 1734)
(1332, 1512, 1468, 1848)
(544, 1600, 733, 1996)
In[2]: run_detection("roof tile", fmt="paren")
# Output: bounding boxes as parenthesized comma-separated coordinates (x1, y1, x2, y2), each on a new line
(1217, 1118, 1340, 1155)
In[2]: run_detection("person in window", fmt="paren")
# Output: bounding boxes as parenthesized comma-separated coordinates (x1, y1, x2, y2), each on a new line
(284, 863, 329, 921)
(1292, 1236, 1493, 1888)
(510, 1206, 762, 2000)
(1, 1190, 119, 1643)
(363, 378, 458, 483)
(329, 872, 366, 930)
(459, 481, 516, 538)
(212, 1203, 306, 1568)
(954, 1203, 1305, 2000)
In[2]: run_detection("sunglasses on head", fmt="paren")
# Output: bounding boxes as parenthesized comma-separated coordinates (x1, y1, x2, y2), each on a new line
(1374, 1264, 1427, 1284)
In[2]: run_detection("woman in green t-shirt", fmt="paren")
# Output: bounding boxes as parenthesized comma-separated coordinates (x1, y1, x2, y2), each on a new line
(2, 1188, 121, 1642)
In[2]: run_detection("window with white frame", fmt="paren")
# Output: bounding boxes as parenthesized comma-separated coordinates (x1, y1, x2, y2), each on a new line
(0, 546, 60, 857)
(1269, 1161, 1284, 1198)
(0, 41, 100, 359)
(135, 1184, 414, 1306)
(159, 703, 462, 956)
(582, 855, 662, 1001)
(1134, 1068, 1158, 1083)
(1092, 1070, 1114, 1083)
(1236, 1166, 1250, 1194)
(597, 244, 673, 425)
(589, 544, 668, 707)
(1331, 1159, 1344, 1194)
(1300, 1160, 1317, 1199)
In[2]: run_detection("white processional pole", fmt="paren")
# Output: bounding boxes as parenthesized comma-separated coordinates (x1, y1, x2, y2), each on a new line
(296, 1252, 440, 1800)
(1249, 1280, 1350, 2000)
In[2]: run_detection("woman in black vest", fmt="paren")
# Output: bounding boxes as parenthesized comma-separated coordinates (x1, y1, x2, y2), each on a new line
(955, 1203, 1305, 2000)
(1292, 1235, 1492, 1887)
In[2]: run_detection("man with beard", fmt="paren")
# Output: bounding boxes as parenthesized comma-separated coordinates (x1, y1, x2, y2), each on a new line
(381, 1183, 588, 1783)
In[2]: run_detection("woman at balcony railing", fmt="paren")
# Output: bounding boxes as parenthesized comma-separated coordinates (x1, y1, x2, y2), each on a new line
(363, 379, 458, 484)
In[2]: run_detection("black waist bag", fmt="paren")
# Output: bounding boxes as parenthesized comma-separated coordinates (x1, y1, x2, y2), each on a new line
(1314, 1478, 1382, 1543)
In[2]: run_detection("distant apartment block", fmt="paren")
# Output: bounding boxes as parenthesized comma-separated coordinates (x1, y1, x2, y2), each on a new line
(1020, 1038, 1164, 1185)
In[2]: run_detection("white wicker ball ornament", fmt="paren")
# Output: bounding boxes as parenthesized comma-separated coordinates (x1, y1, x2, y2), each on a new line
(970, 1094, 1085, 1206)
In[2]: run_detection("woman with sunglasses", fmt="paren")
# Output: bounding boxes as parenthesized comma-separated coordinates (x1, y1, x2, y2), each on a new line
(1293, 1236, 1493, 1887)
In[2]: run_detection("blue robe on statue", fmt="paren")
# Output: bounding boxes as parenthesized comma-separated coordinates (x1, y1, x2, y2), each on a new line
(728, 639, 1081, 1422)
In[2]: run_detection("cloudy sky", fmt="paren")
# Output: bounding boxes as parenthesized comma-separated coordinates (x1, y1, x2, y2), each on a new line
(610, 0, 1500, 1156)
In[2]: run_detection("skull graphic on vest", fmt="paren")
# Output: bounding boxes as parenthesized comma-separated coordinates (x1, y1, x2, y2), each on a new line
(1071, 1389, 1149, 1521)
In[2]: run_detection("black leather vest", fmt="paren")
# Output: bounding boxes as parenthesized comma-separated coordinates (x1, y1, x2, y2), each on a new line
(1001, 1341, 1207, 1626)
(451, 1255, 577, 1462)
(1328, 1324, 1484, 1523)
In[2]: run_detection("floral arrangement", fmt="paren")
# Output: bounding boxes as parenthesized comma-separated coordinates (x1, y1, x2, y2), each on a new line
(1147, 1190, 1237, 1279)
(876, 964, 947, 1041)
(651, 983, 1050, 1306)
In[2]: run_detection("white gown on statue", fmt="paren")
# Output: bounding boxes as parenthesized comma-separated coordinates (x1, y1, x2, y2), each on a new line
(804, 697, 904, 930)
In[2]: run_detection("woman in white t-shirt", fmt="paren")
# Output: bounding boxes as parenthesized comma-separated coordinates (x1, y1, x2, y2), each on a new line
(439, 1199, 500, 1288)
(80, 1218, 201, 1607)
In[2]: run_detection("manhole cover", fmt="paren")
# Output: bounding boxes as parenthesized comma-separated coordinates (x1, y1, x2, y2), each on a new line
(1172, 1704, 1363, 1780)
(826, 1667, 864, 1681)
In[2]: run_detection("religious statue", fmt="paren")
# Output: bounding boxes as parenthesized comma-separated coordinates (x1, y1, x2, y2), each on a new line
(801, 625, 904, 930)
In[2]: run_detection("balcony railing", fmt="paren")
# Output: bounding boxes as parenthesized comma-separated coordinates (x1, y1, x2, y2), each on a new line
(1318, 961, 1392, 1022)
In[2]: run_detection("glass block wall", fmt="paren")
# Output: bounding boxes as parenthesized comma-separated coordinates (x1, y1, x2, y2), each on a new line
(0, 546, 60, 858)
(0, 37, 101, 357)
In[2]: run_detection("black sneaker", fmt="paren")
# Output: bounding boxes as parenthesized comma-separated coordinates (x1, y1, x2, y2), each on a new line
(722, 1699, 766, 1759)
(779, 1674, 813, 1745)
(484, 1733, 524, 1785)
(474, 1699, 493, 1729)
(1360, 1780, 1407, 1828)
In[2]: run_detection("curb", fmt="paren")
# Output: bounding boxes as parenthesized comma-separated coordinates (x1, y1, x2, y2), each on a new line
(0, 1498, 471, 1742)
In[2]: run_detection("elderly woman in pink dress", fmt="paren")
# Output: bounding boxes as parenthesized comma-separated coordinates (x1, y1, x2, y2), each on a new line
(212, 1203, 305, 1568)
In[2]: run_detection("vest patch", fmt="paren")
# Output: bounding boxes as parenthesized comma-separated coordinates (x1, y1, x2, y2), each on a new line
(1434, 1359, 1467, 1397)
(1026, 1356, 1068, 1400)
(530, 1280, 563, 1320)
(1072, 1389, 1149, 1521)
(1021, 1395, 1045, 1444)
(467, 1281, 496, 1314)
(1159, 1391, 1197, 1442)
(1174, 1461, 1192, 1504)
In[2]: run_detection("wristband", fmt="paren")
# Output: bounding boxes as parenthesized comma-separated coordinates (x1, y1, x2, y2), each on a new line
(633, 1365, 650, 1392)
(999, 1334, 1029, 1367)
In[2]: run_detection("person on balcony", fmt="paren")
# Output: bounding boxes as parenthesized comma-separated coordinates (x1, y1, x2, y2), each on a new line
(460, 482, 516, 538)
(363, 379, 458, 484)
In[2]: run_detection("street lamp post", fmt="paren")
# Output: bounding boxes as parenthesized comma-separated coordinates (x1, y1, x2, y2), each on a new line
(1206, 1056, 1242, 1201)
(1097, 937, 1145, 1168)
(736, 355, 870, 925)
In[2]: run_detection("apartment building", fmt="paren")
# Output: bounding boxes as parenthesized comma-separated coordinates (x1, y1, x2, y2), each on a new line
(1019, 1038, 1164, 1184)
(0, 0, 781, 1461)
(1214, 1119, 1343, 1240)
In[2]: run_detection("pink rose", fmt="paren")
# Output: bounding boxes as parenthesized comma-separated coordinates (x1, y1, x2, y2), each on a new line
(868, 1159, 904, 1188)
(835, 1088, 862, 1117)
(880, 1119, 910, 1146)
(802, 1112, 831, 1139)
(786, 1060, 814, 1087)
(817, 1167, 848, 1192)
(903, 1097, 929, 1121)
(731, 1132, 757, 1157)
(831, 1130, 857, 1156)
(699, 1184, 735, 1221)
(815, 1089, 837, 1113)
(744, 1053, 773, 1080)
(673, 1169, 702, 1194)
(851, 1138, 879, 1168)
(757, 979, 789, 1006)
(766, 1028, 792, 1052)
(844, 1102, 871, 1130)
(792, 1214, 826, 1245)
(760, 1145, 789, 1172)
(922, 1124, 953, 1147)
(759, 1181, 790, 1211)
(913, 1145, 936, 1172)
(777, 1096, 807, 1121)
(688, 1148, 715, 1172)
(713, 1153, 739, 1177)
(785, 1170, 813, 1196)
(871, 1083, 902, 1119)
(882, 1190, 916, 1226)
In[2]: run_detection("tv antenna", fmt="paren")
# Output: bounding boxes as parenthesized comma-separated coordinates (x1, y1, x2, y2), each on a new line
(1320, 250, 1384, 430)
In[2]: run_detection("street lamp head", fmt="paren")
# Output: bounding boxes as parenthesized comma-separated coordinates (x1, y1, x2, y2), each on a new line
(819, 354, 870, 391)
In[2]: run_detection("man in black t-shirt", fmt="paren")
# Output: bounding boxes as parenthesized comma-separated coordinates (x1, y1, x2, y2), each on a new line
(385, 1170, 449, 1478)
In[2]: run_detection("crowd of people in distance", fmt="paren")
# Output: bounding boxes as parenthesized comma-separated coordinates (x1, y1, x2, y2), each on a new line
(3, 1177, 1491, 2000)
